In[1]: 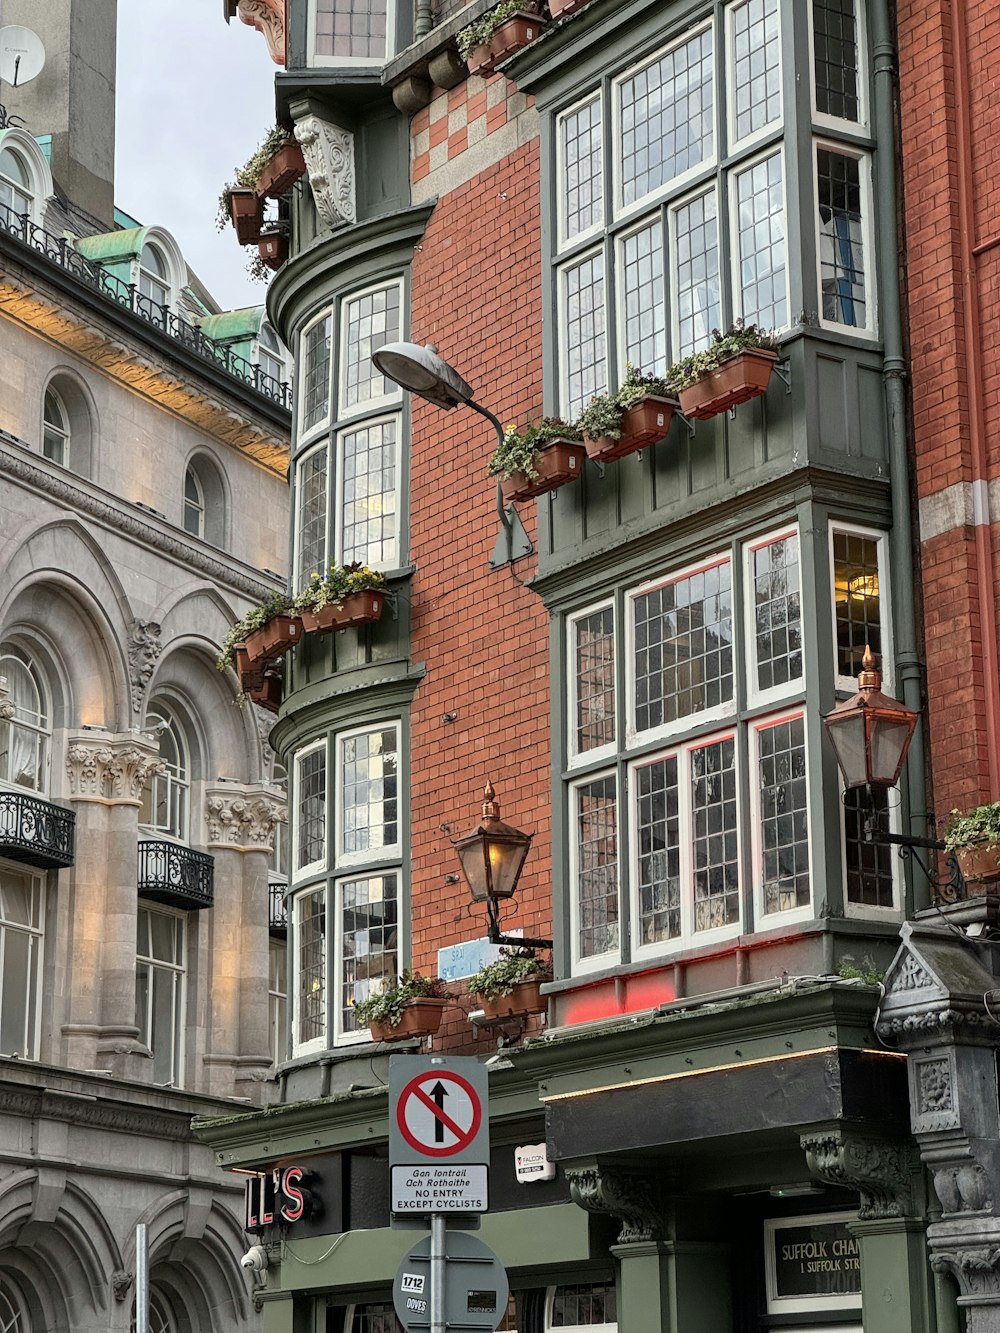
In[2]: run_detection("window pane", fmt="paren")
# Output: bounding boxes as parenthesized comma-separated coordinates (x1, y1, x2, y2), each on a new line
(296, 889, 326, 1046)
(692, 738, 739, 932)
(621, 220, 666, 374)
(575, 776, 618, 959)
(758, 716, 810, 913)
(135, 909, 184, 1086)
(752, 533, 802, 692)
(814, 0, 860, 122)
(844, 786, 894, 906)
(633, 561, 733, 731)
(673, 190, 720, 358)
(296, 747, 327, 871)
(341, 728, 398, 857)
(818, 150, 866, 327)
(351, 1303, 401, 1333)
(339, 872, 398, 1035)
(562, 96, 603, 240)
(833, 530, 881, 679)
(0, 651, 49, 793)
(43, 389, 69, 466)
(735, 151, 786, 330)
(296, 447, 329, 580)
(269, 939, 287, 1066)
(315, 0, 388, 59)
(344, 285, 401, 409)
(0, 922, 37, 1057)
(340, 418, 398, 567)
(551, 1283, 617, 1327)
(563, 252, 606, 419)
(574, 607, 616, 754)
(620, 28, 714, 206)
(635, 755, 681, 945)
(302, 314, 333, 431)
(730, 0, 781, 142)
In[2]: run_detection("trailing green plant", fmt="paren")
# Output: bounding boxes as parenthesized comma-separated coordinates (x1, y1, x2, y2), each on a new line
(216, 125, 295, 229)
(666, 320, 780, 392)
(576, 365, 675, 441)
(457, 0, 526, 56)
(246, 251, 272, 284)
(487, 417, 581, 480)
(837, 954, 884, 986)
(468, 948, 551, 1001)
(216, 589, 293, 672)
(943, 802, 1000, 851)
(353, 971, 451, 1029)
(293, 562, 387, 613)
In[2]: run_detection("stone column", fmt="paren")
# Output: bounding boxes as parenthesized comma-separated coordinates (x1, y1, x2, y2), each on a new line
(202, 783, 285, 1102)
(565, 1161, 733, 1333)
(63, 732, 163, 1077)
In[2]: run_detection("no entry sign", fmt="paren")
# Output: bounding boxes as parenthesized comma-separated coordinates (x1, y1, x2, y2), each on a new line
(389, 1056, 490, 1214)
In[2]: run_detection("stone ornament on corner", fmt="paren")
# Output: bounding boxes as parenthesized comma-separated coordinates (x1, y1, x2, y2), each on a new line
(293, 115, 357, 231)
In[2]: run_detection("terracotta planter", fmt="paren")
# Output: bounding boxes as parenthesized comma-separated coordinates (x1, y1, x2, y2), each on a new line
(368, 997, 449, 1043)
(499, 439, 586, 503)
(299, 589, 385, 633)
(678, 348, 777, 421)
(255, 141, 306, 200)
(466, 12, 545, 75)
(243, 614, 303, 667)
(476, 979, 547, 1021)
(466, 42, 494, 75)
(248, 673, 282, 713)
(954, 843, 1000, 889)
(548, 0, 588, 16)
(583, 395, 676, 462)
(258, 230, 289, 272)
(229, 188, 263, 246)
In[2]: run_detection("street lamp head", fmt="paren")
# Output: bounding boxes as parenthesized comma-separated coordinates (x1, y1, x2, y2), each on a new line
(822, 646, 919, 790)
(452, 781, 533, 903)
(371, 341, 475, 410)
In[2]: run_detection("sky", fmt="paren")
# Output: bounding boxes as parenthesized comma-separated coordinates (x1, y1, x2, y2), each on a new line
(115, 0, 280, 312)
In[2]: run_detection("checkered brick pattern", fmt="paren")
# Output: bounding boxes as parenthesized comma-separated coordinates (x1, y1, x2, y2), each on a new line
(411, 76, 533, 184)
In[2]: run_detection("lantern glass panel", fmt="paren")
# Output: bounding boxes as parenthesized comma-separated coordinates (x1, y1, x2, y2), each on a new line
(869, 714, 914, 786)
(827, 711, 869, 788)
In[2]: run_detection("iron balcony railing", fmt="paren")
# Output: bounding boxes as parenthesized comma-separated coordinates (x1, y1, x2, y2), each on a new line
(137, 840, 214, 910)
(269, 877, 288, 935)
(0, 200, 292, 411)
(0, 790, 75, 869)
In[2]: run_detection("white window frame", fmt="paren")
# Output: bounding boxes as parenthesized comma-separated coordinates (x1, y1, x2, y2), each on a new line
(332, 868, 400, 1046)
(42, 386, 70, 467)
(292, 740, 328, 881)
(298, 307, 334, 442)
(0, 646, 51, 796)
(829, 521, 892, 693)
(614, 212, 667, 379)
(545, 1283, 618, 1333)
(307, 0, 397, 68)
(728, 143, 790, 331)
(135, 903, 186, 1087)
(725, 0, 783, 153)
(629, 728, 743, 960)
(337, 278, 404, 420)
(809, 0, 869, 132)
(0, 862, 44, 1061)
(556, 91, 605, 251)
(625, 552, 737, 749)
(183, 464, 205, 539)
(814, 140, 877, 337)
(558, 244, 608, 420)
(667, 184, 721, 363)
(136, 241, 172, 310)
(291, 885, 327, 1057)
(840, 785, 901, 919)
(611, 19, 716, 223)
(764, 1212, 861, 1315)
(293, 440, 332, 587)
(749, 710, 814, 928)
(268, 937, 288, 1067)
(333, 412, 402, 571)
(567, 599, 618, 770)
(334, 721, 401, 870)
(569, 768, 621, 974)
(742, 524, 804, 709)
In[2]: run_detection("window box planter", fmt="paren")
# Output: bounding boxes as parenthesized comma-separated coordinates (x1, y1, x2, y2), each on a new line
(300, 588, 385, 633)
(248, 673, 282, 713)
(243, 613, 303, 666)
(369, 997, 449, 1043)
(548, 0, 588, 17)
(583, 395, 676, 462)
(466, 42, 495, 75)
(476, 979, 546, 1021)
(500, 438, 586, 503)
(255, 141, 306, 200)
(258, 230, 289, 272)
(229, 187, 264, 246)
(953, 844, 1000, 891)
(678, 348, 777, 421)
(465, 12, 546, 75)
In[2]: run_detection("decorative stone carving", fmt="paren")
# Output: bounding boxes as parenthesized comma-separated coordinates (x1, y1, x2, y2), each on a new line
(898, 953, 934, 990)
(800, 1130, 912, 1219)
(128, 620, 161, 713)
(112, 1270, 134, 1302)
(0, 675, 15, 721)
(204, 785, 285, 851)
(918, 1057, 954, 1114)
(565, 1161, 665, 1244)
(930, 1243, 1000, 1298)
(933, 1161, 994, 1216)
(247, 796, 286, 847)
(65, 733, 163, 803)
(294, 115, 356, 230)
(234, 0, 286, 64)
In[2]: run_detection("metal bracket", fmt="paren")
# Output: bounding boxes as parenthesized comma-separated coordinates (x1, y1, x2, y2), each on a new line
(863, 819, 968, 903)
(490, 502, 533, 569)
(674, 407, 697, 438)
(485, 897, 552, 951)
(772, 358, 792, 394)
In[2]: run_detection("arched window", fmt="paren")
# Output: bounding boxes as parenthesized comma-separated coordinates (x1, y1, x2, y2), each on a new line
(257, 322, 285, 387)
(141, 710, 189, 842)
(131, 1283, 179, 1332)
(183, 466, 205, 538)
(0, 146, 31, 217)
(42, 388, 70, 467)
(0, 1275, 30, 1330)
(0, 647, 50, 795)
(138, 241, 170, 307)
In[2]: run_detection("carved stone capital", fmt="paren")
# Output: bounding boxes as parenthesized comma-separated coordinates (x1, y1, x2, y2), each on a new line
(205, 784, 285, 850)
(800, 1129, 912, 1220)
(65, 733, 164, 803)
(930, 1239, 1000, 1302)
(234, 0, 286, 64)
(128, 620, 161, 714)
(294, 114, 356, 230)
(565, 1160, 665, 1244)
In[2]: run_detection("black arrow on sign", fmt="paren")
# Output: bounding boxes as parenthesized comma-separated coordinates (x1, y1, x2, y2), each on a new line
(429, 1082, 448, 1143)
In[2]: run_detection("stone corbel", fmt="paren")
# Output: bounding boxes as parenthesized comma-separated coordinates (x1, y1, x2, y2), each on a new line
(127, 620, 162, 715)
(565, 1160, 666, 1244)
(112, 1270, 134, 1302)
(231, 0, 286, 65)
(65, 732, 164, 803)
(293, 113, 356, 231)
(929, 1232, 1000, 1306)
(800, 1128, 913, 1220)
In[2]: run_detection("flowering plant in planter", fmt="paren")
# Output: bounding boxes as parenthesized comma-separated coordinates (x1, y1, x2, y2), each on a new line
(576, 366, 676, 461)
(457, 0, 545, 73)
(468, 948, 551, 1001)
(294, 563, 388, 634)
(354, 971, 453, 1040)
(489, 418, 586, 503)
(217, 589, 295, 673)
(943, 802, 1000, 887)
(667, 320, 780, 421)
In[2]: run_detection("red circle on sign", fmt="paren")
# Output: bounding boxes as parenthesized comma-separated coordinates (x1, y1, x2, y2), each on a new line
(396, 1070, 483, 1158)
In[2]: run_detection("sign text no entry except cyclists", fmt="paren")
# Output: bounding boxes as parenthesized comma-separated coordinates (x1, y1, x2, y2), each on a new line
(389, 1056, 490, 1214)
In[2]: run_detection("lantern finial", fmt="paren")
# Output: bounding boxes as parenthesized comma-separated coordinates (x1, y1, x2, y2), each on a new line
(482, 781, 499, 819)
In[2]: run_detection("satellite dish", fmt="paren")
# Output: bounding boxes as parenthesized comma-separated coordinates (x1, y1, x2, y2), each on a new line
(0, 27, 46, 88)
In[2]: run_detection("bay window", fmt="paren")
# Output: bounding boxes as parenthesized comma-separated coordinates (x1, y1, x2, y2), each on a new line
(816, 144, 872, 333)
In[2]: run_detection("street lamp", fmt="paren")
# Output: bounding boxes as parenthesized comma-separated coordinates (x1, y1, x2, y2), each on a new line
(822, 645, 918, 791)
(452, 782, 552, 948)
(371, 341, 533, 568)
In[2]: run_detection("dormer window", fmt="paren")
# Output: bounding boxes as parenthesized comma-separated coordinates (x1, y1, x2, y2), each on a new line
(0, 146, 31, 218)
(257, 322, 286, 388)
(138, 241, 170, 308)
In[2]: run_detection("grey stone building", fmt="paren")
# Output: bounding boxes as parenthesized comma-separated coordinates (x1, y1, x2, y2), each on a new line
(0, 0, 291, 1327)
